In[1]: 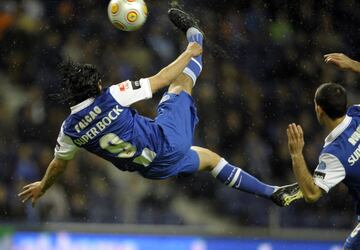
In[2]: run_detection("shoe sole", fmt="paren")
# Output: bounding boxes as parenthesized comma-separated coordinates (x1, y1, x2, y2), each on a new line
(283, 190, 303, 206)
(168, 8, 204, 36)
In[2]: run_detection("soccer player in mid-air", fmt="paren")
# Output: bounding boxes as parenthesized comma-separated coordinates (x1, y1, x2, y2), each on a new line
(286, 53, 360, 249)
(19, 9, 302, 211)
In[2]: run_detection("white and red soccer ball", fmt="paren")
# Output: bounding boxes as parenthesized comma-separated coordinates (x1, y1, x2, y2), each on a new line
(107, 0, 148, 31)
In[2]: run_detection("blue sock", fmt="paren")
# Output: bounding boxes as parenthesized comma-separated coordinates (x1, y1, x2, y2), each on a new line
(211, 158, 276, 198)
(183, 27, 203, 85)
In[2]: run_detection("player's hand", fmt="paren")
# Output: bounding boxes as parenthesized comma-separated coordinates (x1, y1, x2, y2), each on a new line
(287, 123, 305, 157)
(18, 181, 45, 207)
(324, 53, 359, 72)
(186, 42, 203, 57)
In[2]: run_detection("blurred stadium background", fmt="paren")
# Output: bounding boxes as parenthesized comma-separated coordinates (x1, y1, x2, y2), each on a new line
(0, 0, 360, 249)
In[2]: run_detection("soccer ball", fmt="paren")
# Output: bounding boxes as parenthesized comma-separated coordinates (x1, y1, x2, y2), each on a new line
(107, 0, 148, 31)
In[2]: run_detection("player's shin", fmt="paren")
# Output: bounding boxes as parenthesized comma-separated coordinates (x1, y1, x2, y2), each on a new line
(211, 158, 275, 198)
(183, 28, 203, 85)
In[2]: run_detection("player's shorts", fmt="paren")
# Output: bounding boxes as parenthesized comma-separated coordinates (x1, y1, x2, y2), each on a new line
(344, 222, 360, 249)
(139, 91, 200, 180)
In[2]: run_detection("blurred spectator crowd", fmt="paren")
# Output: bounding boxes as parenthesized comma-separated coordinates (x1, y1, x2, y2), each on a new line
(0, 0, 360, 229)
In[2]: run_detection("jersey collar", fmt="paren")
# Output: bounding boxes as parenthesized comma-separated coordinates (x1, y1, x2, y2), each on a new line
(324, 115, 352, 147)
(70, 98, 95, 114)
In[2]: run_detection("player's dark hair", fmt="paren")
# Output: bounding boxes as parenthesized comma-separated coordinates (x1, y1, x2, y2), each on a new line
(58, 60, 102, 106)
(315, 82, 347, 120)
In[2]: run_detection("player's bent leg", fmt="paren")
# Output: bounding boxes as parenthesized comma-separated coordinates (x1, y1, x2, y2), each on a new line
(344, 223, 360, 250)
(182, 28, 203, 85)
(168, 8, 204, 87)
(192, 146, 303, 207)
(168, 28, 203, 95)
(168, 73, 193, 95)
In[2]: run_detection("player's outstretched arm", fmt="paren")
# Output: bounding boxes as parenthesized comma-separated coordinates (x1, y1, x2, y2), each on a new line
(148, 42, 202, 93)
(18, 158, 68, 207)
(324, 53, 360, 73)
(287, 123, 322, 203)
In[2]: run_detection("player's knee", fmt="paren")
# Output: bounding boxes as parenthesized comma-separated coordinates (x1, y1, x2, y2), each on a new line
(168, 75, 193, 95)
(208, 152, 222, 170)
(203, 150, 221, 171)
(168, 85, 186, 95)
(173, 73, 193, 87)
(192, 146, 221, 171)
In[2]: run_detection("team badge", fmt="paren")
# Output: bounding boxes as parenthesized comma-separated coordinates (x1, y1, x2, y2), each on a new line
(119, 81, 130, 92)
(317, 161, 326, 170)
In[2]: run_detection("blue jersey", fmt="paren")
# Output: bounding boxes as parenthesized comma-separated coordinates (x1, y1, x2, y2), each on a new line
(54, 78, 200, 179)
(314, 105, 360, 215)
(55, 79, 164, 172)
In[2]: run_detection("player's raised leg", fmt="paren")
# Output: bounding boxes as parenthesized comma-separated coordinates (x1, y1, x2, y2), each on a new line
(192, 146, 303, 207)
(166, 9, 302, 206)
(167, 8, 204, 95)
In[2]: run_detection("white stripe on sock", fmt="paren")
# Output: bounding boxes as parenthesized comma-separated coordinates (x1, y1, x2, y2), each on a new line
(191, 58, 203, 70)
(228, 168, 241, 187)
(183, 67, 197, 86)
(235, 174, 243, 189)
(211, 158, 228, 177)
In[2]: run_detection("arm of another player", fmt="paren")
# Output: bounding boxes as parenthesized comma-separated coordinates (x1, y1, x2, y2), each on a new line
(18, 158, 69, 207)
(287, 123, 323, 203)
(324, 53, 360, 73)
(148, 42, 202, 93)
